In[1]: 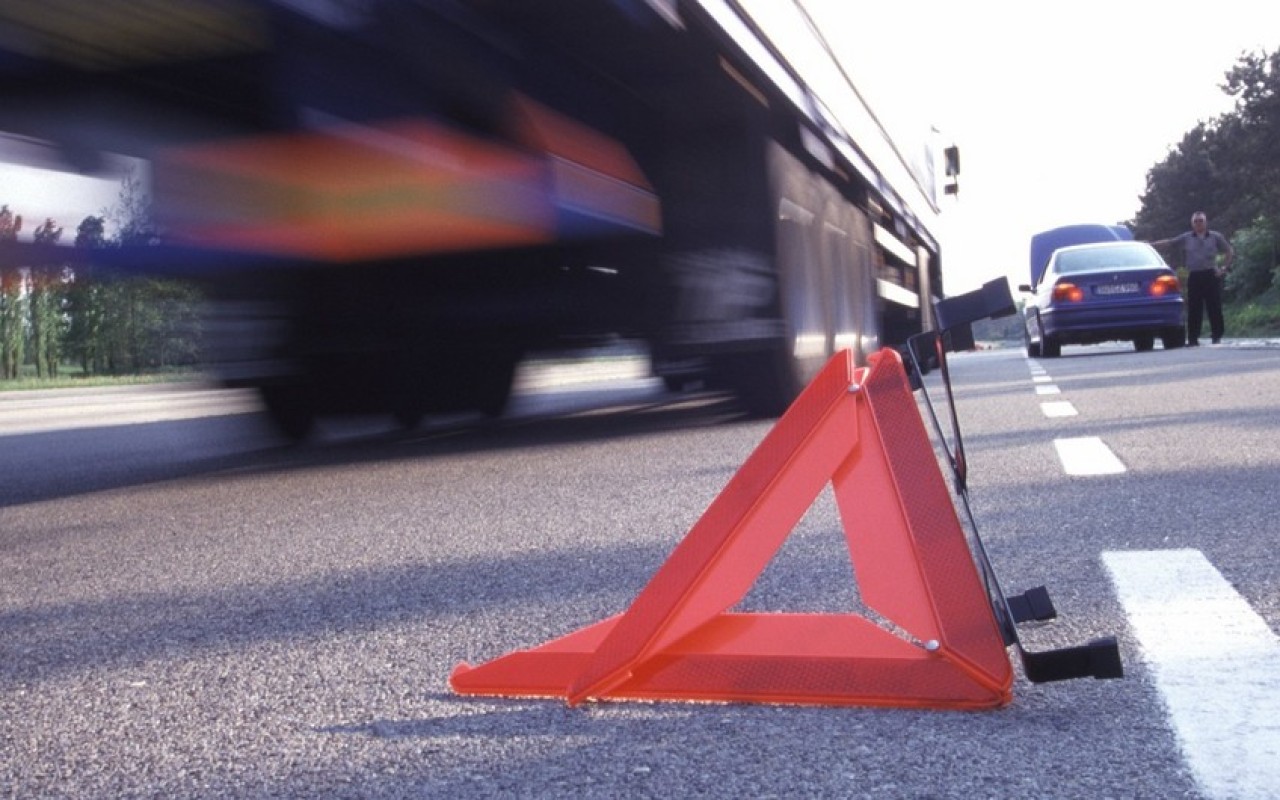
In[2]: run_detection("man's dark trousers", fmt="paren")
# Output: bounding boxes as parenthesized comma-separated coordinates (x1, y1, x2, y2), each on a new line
(1186, 269, 1224, 344)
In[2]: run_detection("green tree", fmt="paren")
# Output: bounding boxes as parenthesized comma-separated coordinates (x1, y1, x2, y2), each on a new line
(64, 216, 108, 373)
(1219, 49, 1280, 302)
(0, 205, 24, 380)
(1220, 50, 1280, 221)
(1225, 216, 1280, 301)
(86, 171, 204, 374)
(29, 218, 66, 378)
(1133, 46, 1280, 301)
(1132, 122, 1234, 241)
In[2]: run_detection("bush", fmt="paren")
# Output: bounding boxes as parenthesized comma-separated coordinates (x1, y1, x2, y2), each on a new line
(1225, 289, 1280, 336)
(1226, 217, 1280, 301)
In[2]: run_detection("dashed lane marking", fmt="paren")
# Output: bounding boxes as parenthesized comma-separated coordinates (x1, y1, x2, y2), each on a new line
(1103, 549, 1280, 800)
(1053, 436, 1125, 474)
(1040, 401, 1078, 418)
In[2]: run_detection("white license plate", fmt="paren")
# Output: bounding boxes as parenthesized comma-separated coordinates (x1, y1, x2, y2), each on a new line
(1095, 283, 1140, 295)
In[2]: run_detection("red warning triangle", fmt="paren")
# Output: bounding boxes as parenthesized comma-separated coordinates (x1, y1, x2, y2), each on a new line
(450, 348, 1014, 709)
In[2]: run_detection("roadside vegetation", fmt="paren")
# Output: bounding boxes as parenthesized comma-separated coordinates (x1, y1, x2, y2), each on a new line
(1224, 290, 1280, 336)
(0, 367, 201, 392)
(1, 175, 203, 391)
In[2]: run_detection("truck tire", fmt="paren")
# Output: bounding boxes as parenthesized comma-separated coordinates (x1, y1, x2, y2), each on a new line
(469, 352, 519, 418)
(259, 383, 315, 441)
(715, 347, 801, 418)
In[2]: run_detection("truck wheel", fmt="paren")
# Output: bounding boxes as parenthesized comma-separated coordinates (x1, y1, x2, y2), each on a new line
(392, 400, 426, 430)
(470, 354, 519, 418)
(715, 346, 800, 418)
(259, 384, 315, 441)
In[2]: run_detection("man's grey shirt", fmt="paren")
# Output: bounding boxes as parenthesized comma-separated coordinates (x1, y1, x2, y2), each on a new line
(1171, 230, 1230, 271)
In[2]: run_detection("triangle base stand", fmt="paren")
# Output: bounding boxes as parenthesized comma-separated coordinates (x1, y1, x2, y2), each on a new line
(452, 612, 1010, 708)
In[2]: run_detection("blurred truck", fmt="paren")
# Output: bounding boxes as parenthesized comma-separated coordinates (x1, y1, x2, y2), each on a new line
(0, 0, 953, 437)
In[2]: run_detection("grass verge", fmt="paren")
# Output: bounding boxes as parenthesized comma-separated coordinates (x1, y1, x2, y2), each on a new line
(0, 368, 204, 393)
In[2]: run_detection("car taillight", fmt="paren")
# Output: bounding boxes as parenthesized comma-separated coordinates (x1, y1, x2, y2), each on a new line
(1052, 282, 1084, 302)
(1149, 274, 1181, 296)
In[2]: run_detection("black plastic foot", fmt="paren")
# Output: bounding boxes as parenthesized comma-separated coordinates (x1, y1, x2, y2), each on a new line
(1020, 636, 1124, 682)
(1007, 586, 1057, 623)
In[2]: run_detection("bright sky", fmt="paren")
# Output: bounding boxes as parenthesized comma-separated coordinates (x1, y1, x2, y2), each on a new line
(0, 133, 138, 241)
(799, 0, 1280, 293)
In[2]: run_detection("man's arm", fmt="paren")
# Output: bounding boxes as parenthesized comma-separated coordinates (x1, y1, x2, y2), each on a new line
(1217, 233, 1234, 272)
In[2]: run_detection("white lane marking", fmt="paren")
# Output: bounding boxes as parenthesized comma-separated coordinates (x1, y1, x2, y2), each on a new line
(1054, 436, 1125, 474)
(1034, 384, 1061, 395)
(1040, 401, 1078, 418)
(1103, 549, 1280, 800)
(1032, 375, 1053, 383)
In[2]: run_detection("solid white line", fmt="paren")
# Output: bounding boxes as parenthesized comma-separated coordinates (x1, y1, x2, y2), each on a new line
(1034, 384, 1061, 395)
(1040, 401, 1078, 418)
(1054, 436, 1125, 474)
(1103, 549, 1280, 799)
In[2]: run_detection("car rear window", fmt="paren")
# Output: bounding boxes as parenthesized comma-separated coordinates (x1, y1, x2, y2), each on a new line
(1054, 244, 1162, 274)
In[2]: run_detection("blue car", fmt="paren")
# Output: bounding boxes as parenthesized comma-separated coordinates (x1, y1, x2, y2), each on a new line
(1019, 241, 1185, 357)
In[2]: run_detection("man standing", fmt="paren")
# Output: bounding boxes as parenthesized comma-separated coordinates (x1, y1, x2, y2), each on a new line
(1150, 212, 1234, 346)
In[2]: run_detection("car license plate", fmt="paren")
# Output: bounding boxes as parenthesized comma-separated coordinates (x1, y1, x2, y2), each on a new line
(1095, 283, 1140, 295)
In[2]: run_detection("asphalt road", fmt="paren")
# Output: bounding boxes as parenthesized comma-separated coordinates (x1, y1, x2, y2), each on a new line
(2, 342, 1278, 798)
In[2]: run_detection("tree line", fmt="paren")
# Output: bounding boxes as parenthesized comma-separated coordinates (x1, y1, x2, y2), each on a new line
(0, 176, 202, 380)
(1132, 47, 1280, 304)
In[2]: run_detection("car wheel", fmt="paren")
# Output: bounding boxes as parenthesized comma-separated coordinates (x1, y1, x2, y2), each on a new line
(1026, 312, 1046, 358)
(1024, 322, 1041, 357)
(1161, 327, 1185, 349)
(1133, 334, 1155, 352)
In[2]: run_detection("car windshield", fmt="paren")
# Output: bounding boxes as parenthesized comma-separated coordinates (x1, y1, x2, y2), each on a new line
(1053, 243, 1163, 274)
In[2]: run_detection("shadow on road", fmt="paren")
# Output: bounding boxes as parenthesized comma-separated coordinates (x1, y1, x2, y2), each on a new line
(1, 383, 749, 509)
